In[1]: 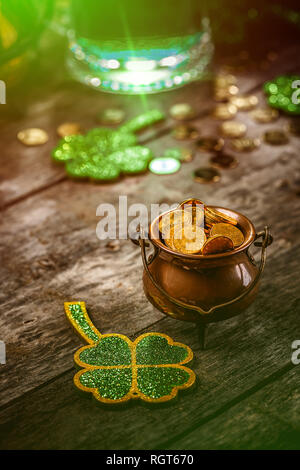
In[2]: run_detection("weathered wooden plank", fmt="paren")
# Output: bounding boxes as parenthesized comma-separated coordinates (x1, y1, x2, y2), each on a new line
(1, 43, 299, 208)
(168, 367, 300, 450)
(1, 40, 300, 450)
(0, 79, 210, 209)
(0, 108, 299, 408)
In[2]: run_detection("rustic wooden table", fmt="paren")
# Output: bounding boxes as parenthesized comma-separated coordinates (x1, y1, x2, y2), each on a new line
(0, 34, 300, 450)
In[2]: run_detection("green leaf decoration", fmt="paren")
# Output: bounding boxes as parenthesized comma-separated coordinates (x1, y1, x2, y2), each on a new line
(79, 336, 132, 367)
(264, 75, 300, 115)
(52, 110, 165, 181)
(137, 367, 191, 400)
(65, 302, 195, 404)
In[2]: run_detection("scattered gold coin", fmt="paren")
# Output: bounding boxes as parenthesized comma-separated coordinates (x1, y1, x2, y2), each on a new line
(169, 103, 197, 121)
(176, 148, 194, 162)
(264, 130, 289, 145)
(172, 125, 199, 140)
(172, 225, 206, 254)
(106, 240, 121, 252)
(210, 152, 238, 169)
(215, 74, 237, 87)
(202, 235, 234, 255)
(211, 103, 237, 120)
(98, 108, 125, 125)
(250, 108, 279, 123)
(205, 207, 237, 226)
(230, 137, 261, 152)
(214, 85, 239, 102)
(57, 122, 81, 138)
(220, 121, 247, 138)
(230, 95, 258, 111)
(210, 223, 244, 247)
(214, 75, 239, 102)
(195, 137, 224, 152)
(162, 147, 194, 163)
(194, 167, 221, 184)
(17, 128, 49, 146)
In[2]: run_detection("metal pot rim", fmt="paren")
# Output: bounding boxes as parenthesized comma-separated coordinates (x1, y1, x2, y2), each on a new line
(149, 205, 256, 260)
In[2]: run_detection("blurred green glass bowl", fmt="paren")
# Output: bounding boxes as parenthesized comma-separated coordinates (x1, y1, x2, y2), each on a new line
(0, 0, 53, 85)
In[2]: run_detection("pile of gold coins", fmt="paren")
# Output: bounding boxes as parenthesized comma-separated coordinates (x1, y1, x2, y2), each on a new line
(169, 72, 298, 183)
(158, 200, 244, 255)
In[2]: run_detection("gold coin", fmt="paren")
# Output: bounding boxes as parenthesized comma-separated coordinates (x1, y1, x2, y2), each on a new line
(230, 137, 261, 152)
(98, 108, 125, 125)
(215, 74, 237, 87)
(250, 108, 279, 123)
(210, 152, 238, 169)
(163, 147, 194, 163)
(211, 104, 237, 120)
(159, 210, 193, 239)
(169, 103, 197, 121)
(196, 137, 224, 152)
(17, 128, 49, 146)
(172, 125, 199, 140)
(205, 207, 237, 226)
(210, 223, 244, 247)
(180, 198, 205, 208)
(172, 225, 206, 254)
(214, 75, 239, 102)
(286, 118, 300, 136)
(164, 226, 177, 251)
(194, 167, 221, 184)
(184, 206, 205, 227)
(220, 121, 247, 138)
(230, 95, 258, 111)
(176, 148, 194, 162)
(264, 130, 289, 145)
(57, 122, 81, 138)
(202, 235, 234, 255)
(106, 240, 121, 252)
(214, 85, 239, 102)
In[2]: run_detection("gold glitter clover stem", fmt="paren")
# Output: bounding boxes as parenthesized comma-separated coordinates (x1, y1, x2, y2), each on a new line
(64, 302, 101, 344)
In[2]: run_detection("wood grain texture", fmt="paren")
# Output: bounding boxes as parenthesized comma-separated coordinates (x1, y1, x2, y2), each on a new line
(0, 273, 299, 450)
(1, 43, 299, 209)
(168, 367, 300, 450)
(0, 41, 300, 449)
(0, 98, 299, 408)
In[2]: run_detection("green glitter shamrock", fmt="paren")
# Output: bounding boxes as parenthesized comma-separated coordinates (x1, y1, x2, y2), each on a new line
(264, 75, 300, 115)
(65, 302, 195, 404)
(52, 110, 165, 181)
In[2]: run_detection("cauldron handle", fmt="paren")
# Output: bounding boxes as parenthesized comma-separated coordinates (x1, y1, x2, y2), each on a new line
(139, 226, 272, 318)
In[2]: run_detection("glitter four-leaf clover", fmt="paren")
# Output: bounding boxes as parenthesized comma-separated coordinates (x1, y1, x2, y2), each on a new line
(52, 110, 165, 181)
(65, 302, 195, 404)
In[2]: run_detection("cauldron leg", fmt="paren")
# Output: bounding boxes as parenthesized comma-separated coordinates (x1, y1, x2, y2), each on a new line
(198, 323, 207, 350)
